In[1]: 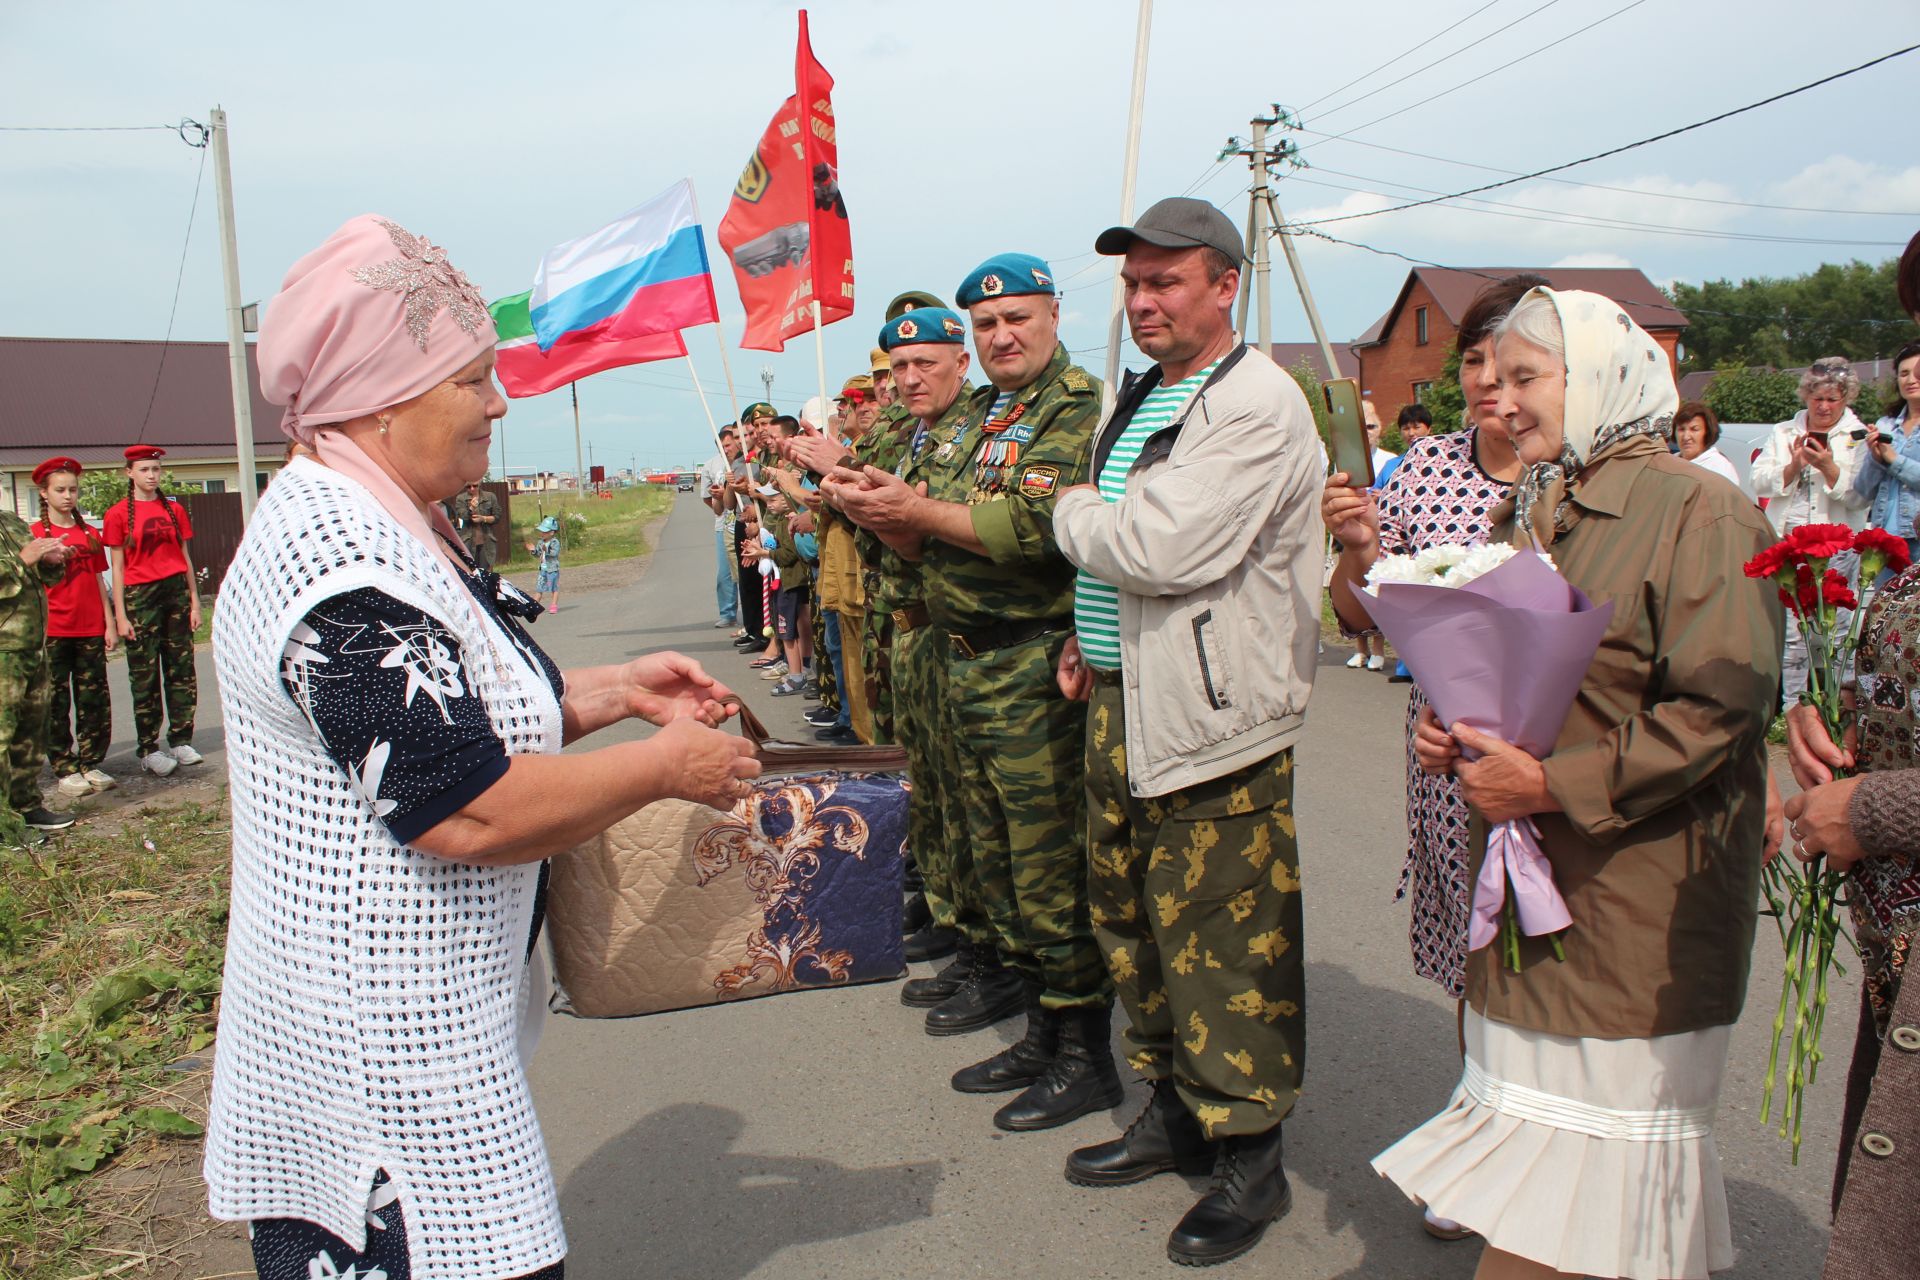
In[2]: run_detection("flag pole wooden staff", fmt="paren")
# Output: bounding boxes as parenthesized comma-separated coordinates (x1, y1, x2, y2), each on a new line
(810, 300, 830, 429)
(687, 182, 744, 425)
(682, 348, 731, 463)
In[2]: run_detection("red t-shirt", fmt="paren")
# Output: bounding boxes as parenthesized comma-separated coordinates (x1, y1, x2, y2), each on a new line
(31, 518, 110, 637)
(101, 497, 193, 586)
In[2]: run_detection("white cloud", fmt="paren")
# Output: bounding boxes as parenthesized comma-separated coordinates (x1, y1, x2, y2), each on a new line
(1767, 158, 1920, 218)
(1550, 252, 1634, 268)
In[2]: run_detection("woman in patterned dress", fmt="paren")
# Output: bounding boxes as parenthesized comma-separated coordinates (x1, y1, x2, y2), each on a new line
(1323, 274, 1539, 1240)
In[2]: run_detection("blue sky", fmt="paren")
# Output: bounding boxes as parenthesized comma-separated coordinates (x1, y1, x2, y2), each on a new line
(4, 0, 1914, 473)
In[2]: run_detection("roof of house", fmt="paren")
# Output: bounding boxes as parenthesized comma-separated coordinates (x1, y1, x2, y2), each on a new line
(1262, 342, 1359, 380)
(1350, 267, 1686, 350)
(0, 336, 284, 469)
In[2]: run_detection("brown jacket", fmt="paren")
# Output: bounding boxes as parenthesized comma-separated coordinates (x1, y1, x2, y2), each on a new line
(1825, 937, 1920, 1278)
(1466, 436, 1784, 1038)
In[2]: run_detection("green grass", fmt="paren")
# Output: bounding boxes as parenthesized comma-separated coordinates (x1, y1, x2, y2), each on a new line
(506, 485, 675, 571)
(0, 800, 232, 1278)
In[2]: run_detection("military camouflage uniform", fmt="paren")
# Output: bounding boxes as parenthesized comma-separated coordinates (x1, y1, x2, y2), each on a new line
(45, 636, 110, 776)
(1084, 680, 1305, 1138)
(921, 346, 1106, 1011)
(123, 574, 196, 756)
(854, 405, 916, 743)
(0, 513, 63, 816)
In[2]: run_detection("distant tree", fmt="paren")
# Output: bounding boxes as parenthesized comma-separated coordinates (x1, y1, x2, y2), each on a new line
(1703, 365, 1803, 425)
(1417, 347, 1467, 434)
(77, 468, 191, 522)
(1285, 358, 1332, 444)
(1668, 258, 1907, 373)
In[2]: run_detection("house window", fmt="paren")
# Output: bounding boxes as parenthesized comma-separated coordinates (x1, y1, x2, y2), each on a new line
(1415, 306, 1430, 346)
(204, 478, 227, 494)
(1411, 381, 1434, 402)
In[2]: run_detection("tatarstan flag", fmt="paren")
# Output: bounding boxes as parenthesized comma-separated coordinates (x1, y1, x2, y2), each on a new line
(489, 290, 686, 399)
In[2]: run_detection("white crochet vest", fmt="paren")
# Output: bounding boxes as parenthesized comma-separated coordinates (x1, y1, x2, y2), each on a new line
(204, 458, 566, 1278)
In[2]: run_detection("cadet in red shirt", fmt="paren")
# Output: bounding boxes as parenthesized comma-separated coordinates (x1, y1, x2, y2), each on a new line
(102, 446, 202, 777)
(31, 458, 117, 795)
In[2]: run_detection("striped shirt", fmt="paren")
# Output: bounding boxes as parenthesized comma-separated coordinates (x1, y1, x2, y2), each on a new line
(1074, 362, 1219, 670)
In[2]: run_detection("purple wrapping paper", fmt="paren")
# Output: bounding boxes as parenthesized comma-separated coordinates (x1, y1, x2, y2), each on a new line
(1359, 550, 1614, 950)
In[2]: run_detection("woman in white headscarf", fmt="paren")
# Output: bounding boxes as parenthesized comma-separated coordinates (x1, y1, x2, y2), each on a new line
(1376, 289, 1784, 1280)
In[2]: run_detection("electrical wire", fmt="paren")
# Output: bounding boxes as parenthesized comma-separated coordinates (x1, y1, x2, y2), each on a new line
(1307, 0, 1555, 122)
(0, 123, 177, 132)
(1286, 44, 1920, 230)
(1289, 129, 1920, 217)
(135, 126, 212, 443)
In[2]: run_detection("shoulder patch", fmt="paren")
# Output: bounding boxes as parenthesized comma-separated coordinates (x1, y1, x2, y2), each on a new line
(1017, 464, 1061, 498)
(1060, 368, 1092, 394)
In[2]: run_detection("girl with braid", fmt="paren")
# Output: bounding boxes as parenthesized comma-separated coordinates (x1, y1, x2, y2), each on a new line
(31, 457, 118, 795)
(102, 445, 202, 777)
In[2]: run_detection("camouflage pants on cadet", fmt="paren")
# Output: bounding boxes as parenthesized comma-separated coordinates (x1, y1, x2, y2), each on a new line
(891, 623, 984, 941)
(123, 576, 196, 756)
(860, 593, 895, 744)
(1084, 679, 1305, 1139)
(947, 630, 1106, 1011)
(812, 599, 840, 719)
(0, 647, 52, 815)
(45, 636, 110, 776)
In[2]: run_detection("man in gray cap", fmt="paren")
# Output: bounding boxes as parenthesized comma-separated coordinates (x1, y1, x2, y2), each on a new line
(1049, 197, 1323, 1267)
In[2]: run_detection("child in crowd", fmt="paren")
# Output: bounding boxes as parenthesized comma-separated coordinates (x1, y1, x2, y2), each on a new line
(102, 445, 202, 778)
(31, 457, 117, 796)
(0, 489, 74, 833)
(526, 515, 562, 613)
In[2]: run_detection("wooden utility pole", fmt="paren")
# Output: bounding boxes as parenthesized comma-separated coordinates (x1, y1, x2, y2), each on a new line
(1228, 108, 1342, 381)
(210, 107, 258, 523)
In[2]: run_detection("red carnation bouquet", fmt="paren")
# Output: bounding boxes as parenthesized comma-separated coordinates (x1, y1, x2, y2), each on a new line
(1743, 523, 1911, 1160)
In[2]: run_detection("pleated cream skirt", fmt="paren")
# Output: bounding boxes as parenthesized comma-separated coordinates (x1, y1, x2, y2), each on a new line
(1372, 1009, 1735, 1280)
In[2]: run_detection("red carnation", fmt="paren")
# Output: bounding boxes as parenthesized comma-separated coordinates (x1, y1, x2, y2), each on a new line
(1787, 523, 1857, 561)
(1854, 527, 1913, 577)
(1744, 541, 1796, 581)
(1821, 568, 1857, 612)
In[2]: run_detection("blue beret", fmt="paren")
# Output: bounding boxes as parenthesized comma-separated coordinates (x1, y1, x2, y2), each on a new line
(956, 253, 1056, 308)
(878, 307, 967, 352)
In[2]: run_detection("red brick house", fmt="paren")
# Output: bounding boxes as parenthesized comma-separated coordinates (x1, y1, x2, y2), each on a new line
(1350, 267, 1687, 420)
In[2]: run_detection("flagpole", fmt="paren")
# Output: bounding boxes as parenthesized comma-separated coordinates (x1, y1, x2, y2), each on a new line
(682, 350, 730, 463)
(1103, 0, 1154, 414)
(686, 180, 744, 424)
(810, 300, 830, 430)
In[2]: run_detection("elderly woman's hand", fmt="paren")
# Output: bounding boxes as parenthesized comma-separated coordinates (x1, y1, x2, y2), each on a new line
(1784, 776, 1869, 871)
(1785, 701, 1855, 790)
(1412, 705, 1460, 776)
(655, 718, 763, 809)
(1448, 724, 1559, 824)
(623, 652, 734, 727)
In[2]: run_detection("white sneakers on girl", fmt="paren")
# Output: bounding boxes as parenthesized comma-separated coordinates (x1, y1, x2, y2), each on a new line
(142, 750, 178, 777)
(57, 773, 91, 798)
(1345, 653, 1366, 669)
(82, 769, 117, 790)
(169, 743, 204, 766)
(1366, 654, 1386, 672)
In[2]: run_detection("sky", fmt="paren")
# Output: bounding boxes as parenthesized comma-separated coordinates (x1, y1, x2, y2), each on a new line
(4, 0, 1916, 475)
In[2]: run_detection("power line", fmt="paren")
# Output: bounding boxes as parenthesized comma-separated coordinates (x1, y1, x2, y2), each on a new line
(1296, 0, 1507, 115)
(136, 139, 211, 443)
(1290, 128, 1920, 217)
(1305, 0, 1648, 149)
(1286, 43, 1920, 230)
(1308, 1, 1559, 122)
(0, 123, 176, 132)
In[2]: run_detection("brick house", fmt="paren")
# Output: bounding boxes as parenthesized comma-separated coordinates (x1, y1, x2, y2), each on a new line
(1350, 267, 1687, 421)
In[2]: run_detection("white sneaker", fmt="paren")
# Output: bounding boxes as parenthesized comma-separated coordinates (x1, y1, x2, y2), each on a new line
(82, 768, 117, 791)
(1367, 654, 1386, 672)
(141, 750, 179, 777)
(169, 743, 204, 766)
(57, 773, 91, 798)
(1345, 653, 1366, 669)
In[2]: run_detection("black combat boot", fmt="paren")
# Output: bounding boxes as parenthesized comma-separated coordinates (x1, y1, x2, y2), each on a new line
(1166, 1125, 1291, 1267)
(900, 938, 974, 1008)
(923, 949, 1025, 1036)
(1065, 1077, 1216, 1186)
(951, 986, 1059, 1093)
(903, 921, 958, 963)
(901, 890, 931, 936)
(992, 1003, 1124, 1132)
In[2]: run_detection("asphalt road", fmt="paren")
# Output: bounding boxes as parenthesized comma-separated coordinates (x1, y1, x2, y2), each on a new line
(142, 495, 1847, 1278)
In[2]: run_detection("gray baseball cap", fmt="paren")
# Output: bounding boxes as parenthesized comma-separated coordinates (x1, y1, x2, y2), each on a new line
(1095, 197, 1246, 263)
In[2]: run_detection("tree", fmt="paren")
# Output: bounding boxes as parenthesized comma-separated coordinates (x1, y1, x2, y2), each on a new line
(1284, 358, 1332, 444)
(1417, 347, 1467, 434)
(1668, 258, 1907, 373)
(77, 468, 192, 522)
(1702, 366, 1802, 425)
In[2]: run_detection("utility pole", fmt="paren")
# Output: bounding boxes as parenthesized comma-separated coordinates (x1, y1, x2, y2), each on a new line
(759, 365, 774, 408)
(570, 383, 585, 493)
(1102, 0, 1155, 413)
(209, 107, 258, 524)
(1224, 107, 1342, 382)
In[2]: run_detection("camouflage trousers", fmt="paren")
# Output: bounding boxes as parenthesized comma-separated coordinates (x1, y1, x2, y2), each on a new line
(948, 629, 1106, 1010)
(45, 635, 111, 775)
(861, 598, 895, 744)
(891, 623, 981, 939)
(812, 596, 840, 719)
(1086, 679, 1305, 1138)
(0, 646, 51, 814)
(124, 576, 196, 756)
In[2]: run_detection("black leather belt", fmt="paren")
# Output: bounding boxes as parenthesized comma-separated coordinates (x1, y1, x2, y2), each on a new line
(945, 618, 1061, 660)
(891, 603, 931, 632)
(1089, 664, 1123, 687)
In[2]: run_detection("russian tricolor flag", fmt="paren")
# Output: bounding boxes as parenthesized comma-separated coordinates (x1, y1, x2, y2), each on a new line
(529, 180, 719, 351)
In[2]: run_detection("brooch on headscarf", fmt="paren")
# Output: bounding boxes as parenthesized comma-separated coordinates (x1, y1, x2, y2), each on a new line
(352, 219, 488, 352)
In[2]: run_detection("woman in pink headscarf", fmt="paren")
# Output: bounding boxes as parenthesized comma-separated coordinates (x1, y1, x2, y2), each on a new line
(204, 216, 761, 1280)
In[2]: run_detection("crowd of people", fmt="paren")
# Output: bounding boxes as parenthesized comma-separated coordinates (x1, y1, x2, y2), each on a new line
(7, 186, 1870, 1280)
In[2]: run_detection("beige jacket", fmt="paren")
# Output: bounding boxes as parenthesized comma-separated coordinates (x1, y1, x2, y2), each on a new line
(1055, 343, 1322, 797)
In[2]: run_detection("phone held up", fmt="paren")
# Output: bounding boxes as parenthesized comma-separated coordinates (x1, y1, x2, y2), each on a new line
(1323, 377, 1373, 488)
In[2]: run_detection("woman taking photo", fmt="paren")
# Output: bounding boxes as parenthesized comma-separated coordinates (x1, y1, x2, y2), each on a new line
(1375, 288, 1782, 1280)
(205, 215, 762, 1280)
(1853, 339, 1920, 575)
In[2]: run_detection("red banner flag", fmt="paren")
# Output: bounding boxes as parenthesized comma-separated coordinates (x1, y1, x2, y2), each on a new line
(717, 10, 854, 352)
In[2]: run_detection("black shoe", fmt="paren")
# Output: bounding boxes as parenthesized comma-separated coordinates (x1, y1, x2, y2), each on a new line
(734, 636, 766, 651)
(925, 955, 1025, 1035)
(1066, 1078, 1217, 1187)
(1166, 1126, 1291, 1267)
(1387, 673, 1413, 684)
(902, 940, 974, 1008)
(904, 921, 959, 964)
(901, 891, 932, 937)
(822, 726, 860, 745)
(994, 1003, 1125, 1131)
(953, 988, 1058, 1094)
(23, 806, 76, 832)
(804, 707, 837, 726)
(814, 725, 843, 741)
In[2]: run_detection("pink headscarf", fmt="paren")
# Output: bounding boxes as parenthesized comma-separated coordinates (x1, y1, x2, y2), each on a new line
(258, 214, 495, 444)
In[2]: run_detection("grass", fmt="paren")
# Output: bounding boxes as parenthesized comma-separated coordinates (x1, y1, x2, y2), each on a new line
(0, 799, 231, 1279)
(505, 484, 675, 572)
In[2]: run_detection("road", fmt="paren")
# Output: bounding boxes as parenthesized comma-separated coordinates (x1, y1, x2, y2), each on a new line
(144, 495, 1845, 1278)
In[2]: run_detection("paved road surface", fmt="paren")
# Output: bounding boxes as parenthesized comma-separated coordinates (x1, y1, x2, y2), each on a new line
(142, 495, 1845, 1278)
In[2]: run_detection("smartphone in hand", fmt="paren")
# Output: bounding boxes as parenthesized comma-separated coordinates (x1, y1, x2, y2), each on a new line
(1323, 378, 1373, 487)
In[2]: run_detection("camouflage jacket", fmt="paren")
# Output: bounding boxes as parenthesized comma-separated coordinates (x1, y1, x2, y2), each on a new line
(921, 346, 1101, 632)
(0, 511, 62, 651)
(859, 389, 972, 617)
